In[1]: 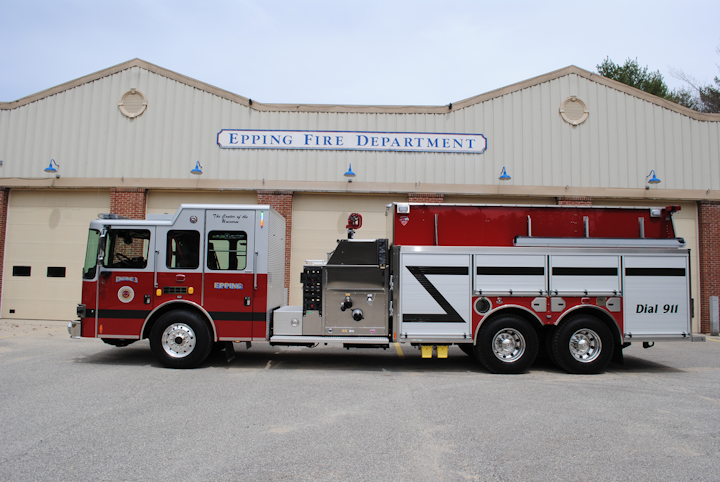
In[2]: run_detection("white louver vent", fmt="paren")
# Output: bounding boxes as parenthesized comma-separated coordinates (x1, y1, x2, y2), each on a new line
(559, 96, 589, 126)
(118, 88, 148, 118)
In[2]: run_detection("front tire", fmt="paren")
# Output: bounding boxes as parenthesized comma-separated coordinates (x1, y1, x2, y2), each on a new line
(551, 315, 614, 374)
(150, 310, 212, 369)
(475, 315, 538, 374)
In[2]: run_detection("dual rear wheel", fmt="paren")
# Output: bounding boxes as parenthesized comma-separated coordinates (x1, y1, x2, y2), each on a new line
(473, 314, 614, 374)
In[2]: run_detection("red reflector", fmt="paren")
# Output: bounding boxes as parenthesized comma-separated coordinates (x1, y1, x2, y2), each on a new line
(581, 297, 591, 305)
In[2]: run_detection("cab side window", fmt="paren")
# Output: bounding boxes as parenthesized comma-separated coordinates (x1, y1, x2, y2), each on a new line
(207, 231, 247, 270)
(103, 229, 151, 269)
(167, 231, 200, 269)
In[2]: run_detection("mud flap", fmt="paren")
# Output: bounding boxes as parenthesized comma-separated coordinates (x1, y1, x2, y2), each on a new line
(224, 341, 235, 362)
(612, 343, 630, 365)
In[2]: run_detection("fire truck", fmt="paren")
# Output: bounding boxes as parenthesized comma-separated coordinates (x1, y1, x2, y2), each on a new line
(69, 202, 704, 373)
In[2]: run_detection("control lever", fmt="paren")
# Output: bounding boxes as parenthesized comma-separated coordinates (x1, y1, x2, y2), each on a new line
(340, 295, 353, 312)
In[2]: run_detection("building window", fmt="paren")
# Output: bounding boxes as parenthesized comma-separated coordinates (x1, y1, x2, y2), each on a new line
(12, 266, 31, 277)
(47, 267, 66, 278)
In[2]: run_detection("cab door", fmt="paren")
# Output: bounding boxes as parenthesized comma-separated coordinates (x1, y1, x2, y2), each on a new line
(155, 208, 204, 309)
(202, 209, 256, 340)
(96, 226, 155, 338)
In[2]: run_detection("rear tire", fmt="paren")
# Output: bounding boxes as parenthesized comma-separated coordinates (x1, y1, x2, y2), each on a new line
(545, 327, 559, 367)
(551, 315, 614, 374)
(150, 310, 212, 369)
(474, 315, 538, 374)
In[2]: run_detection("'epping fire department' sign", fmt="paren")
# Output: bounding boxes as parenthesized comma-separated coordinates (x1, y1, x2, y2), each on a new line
(217, 130, 487, 154)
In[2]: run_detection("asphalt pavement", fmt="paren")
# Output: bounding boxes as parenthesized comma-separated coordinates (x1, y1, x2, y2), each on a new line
(1, 320, 719, 481)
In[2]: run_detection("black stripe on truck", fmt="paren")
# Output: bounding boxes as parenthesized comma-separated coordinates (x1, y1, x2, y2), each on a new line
(553, 267, 617, 276)
(477, 266, 544, 276)
(625, 268, 686, 277)
(98, 310, 151, 319)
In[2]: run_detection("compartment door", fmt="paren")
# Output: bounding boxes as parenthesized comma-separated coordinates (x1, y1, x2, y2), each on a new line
(399, 253, 471, 337)
(474, 254, 546, 296)
(550, 255, 620, 296)
(623, 255, 691, 336)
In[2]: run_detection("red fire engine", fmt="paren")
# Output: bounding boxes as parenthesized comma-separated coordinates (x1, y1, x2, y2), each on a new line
(70, 202, 703, 373)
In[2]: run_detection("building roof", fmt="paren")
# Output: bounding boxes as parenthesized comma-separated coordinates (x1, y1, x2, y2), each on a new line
(2, 58, 718, 121)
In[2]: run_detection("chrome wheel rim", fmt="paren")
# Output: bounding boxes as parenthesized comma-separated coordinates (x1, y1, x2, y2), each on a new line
(491, 328, 526, 362)
(161, 323, 196, 358)
(569, 329, 602, 363)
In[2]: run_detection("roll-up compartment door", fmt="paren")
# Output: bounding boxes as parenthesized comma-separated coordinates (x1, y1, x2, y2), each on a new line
(623, 255, 690, 336)
(474, 254, 546, 296)
(550, 255, 620, 296)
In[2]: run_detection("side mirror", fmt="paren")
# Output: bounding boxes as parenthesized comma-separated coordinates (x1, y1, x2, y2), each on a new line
(97, 233, 106, 263)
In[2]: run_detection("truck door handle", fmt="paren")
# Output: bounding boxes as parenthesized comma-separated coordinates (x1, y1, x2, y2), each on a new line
(253, 251, 259, 290)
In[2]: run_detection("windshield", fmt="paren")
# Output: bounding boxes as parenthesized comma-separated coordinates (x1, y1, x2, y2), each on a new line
(83, 229, 100, 280)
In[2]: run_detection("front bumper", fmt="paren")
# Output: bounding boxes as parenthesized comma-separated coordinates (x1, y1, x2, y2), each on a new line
(68, 320, 81, 339)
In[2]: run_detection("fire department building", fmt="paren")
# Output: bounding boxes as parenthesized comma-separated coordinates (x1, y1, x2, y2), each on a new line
(1, 59, 719, 333)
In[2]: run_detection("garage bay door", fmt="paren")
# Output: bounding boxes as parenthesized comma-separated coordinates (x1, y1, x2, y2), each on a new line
(2, 190, 111, 320)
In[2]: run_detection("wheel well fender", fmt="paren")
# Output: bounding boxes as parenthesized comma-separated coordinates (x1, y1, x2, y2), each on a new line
(141, 301, 217, 341)
(554, 305, 622, 346)
(473, 305, 544, 344)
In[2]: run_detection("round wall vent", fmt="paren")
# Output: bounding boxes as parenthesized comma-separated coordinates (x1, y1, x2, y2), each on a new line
(118, 89, 147, 118)
(559, 96, 588, 126)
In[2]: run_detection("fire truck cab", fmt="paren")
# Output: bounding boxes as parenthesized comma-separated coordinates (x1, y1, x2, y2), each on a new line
(71, 205, 286, 368)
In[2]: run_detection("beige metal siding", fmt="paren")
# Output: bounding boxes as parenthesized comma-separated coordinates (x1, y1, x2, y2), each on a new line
(146, 190, 257, 215)
(289, 193, 406, 306)
(1, 68, 718, 192)
(2, 190, 111, 320)
(443, 196, 556, 205)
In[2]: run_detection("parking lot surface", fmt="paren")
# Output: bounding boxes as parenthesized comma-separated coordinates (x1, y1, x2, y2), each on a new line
(1, 320, 719, 481)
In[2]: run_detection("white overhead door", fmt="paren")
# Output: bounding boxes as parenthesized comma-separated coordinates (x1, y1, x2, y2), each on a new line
(2, 190, 111, 320)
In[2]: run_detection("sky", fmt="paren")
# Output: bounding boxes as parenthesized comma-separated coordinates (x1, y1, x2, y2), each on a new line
(1, 0, 719, 106)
